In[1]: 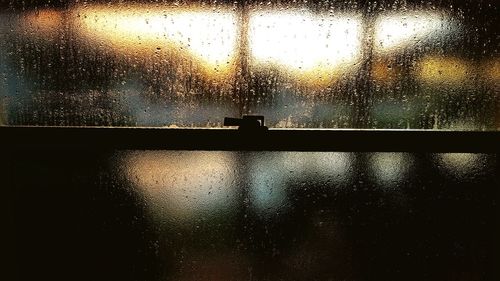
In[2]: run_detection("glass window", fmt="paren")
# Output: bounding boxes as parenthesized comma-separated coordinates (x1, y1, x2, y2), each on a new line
(1, 0, 498, 129)
(13, 149, 499, 280)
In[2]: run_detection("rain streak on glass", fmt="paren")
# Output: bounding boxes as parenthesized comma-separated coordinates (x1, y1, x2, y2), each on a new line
(0, 1, 498, 128)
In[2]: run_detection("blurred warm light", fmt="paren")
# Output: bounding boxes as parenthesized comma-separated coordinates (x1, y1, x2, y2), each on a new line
(371, 59, 400, 84)
(374, 12, 451, 53)
(120, 151, 236, 220)
(18, 9, 63, 40)
(72, 5, 238, 76)
(434, 153, 488, 179)
(482, 58, 500, 84)
(418, 56, 469, 86)
(370, 153, 413, 186)
(248, 10, 362, 86)
(295, 152, 352, 181)
(280, 152, 352, 180)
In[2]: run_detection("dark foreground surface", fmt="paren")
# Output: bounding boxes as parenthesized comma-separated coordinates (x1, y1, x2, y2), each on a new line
(8, 148, 499, 281)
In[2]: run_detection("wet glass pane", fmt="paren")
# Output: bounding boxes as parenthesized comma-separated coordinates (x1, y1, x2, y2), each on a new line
(11, 150, 499, 280)
(1, 1, 498, 129)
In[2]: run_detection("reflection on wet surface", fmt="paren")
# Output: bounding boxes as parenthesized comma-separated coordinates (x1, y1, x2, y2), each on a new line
(12, 149, 499, 280)
(433, 153, 490, 180)
(120, 151, 238, 220)
(17, 9, 64, 41)
(0, 1, 498, 128)
(369, 152, 413, 187)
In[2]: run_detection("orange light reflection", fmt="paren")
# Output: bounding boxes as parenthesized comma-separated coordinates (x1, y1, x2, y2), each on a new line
(18, 9, 63, 40)
(120, 151, 237, 221)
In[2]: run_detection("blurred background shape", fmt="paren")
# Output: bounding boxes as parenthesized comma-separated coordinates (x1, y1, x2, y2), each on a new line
(248, 10, 362, 85)
(119, 150, 238, 221)
(373, 11, 455, 53)
(0, 1, 497, 129)
(13, 149, 496, 280)
(72, 5, 238, 77)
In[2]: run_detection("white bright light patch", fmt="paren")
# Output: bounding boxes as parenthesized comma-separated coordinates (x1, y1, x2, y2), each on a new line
(374, 12, 450, 53)
(248, 10, 362, 72)
(74, 6, 238, 72)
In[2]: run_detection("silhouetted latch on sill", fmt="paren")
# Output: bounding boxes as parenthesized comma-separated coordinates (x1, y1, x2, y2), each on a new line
(224, 115, 268, 131)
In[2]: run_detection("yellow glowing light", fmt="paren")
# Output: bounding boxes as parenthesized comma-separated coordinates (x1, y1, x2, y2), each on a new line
(434, 153, 487, 179)
(374, 12, 450, 53)
(72, 5, 238, 76)
(482, 58, 500, 84)
(248, 10, 362, 86)
(19, 9, 63, 40)
(120, 151, 236, 220)
(371, 59, 400, 84)
(418, 56, 469, 86)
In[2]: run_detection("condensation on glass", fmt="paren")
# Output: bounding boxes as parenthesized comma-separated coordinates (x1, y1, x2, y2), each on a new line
(0, 1, 498, 129)
(11, 149, 499, 280)
(107, 150, 497, 280)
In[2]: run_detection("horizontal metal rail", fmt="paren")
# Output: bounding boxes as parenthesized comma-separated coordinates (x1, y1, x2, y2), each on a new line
(2, 126, 499, 152)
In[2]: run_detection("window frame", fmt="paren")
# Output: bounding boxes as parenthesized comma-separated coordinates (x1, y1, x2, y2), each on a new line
(2, 126, 499, 152)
